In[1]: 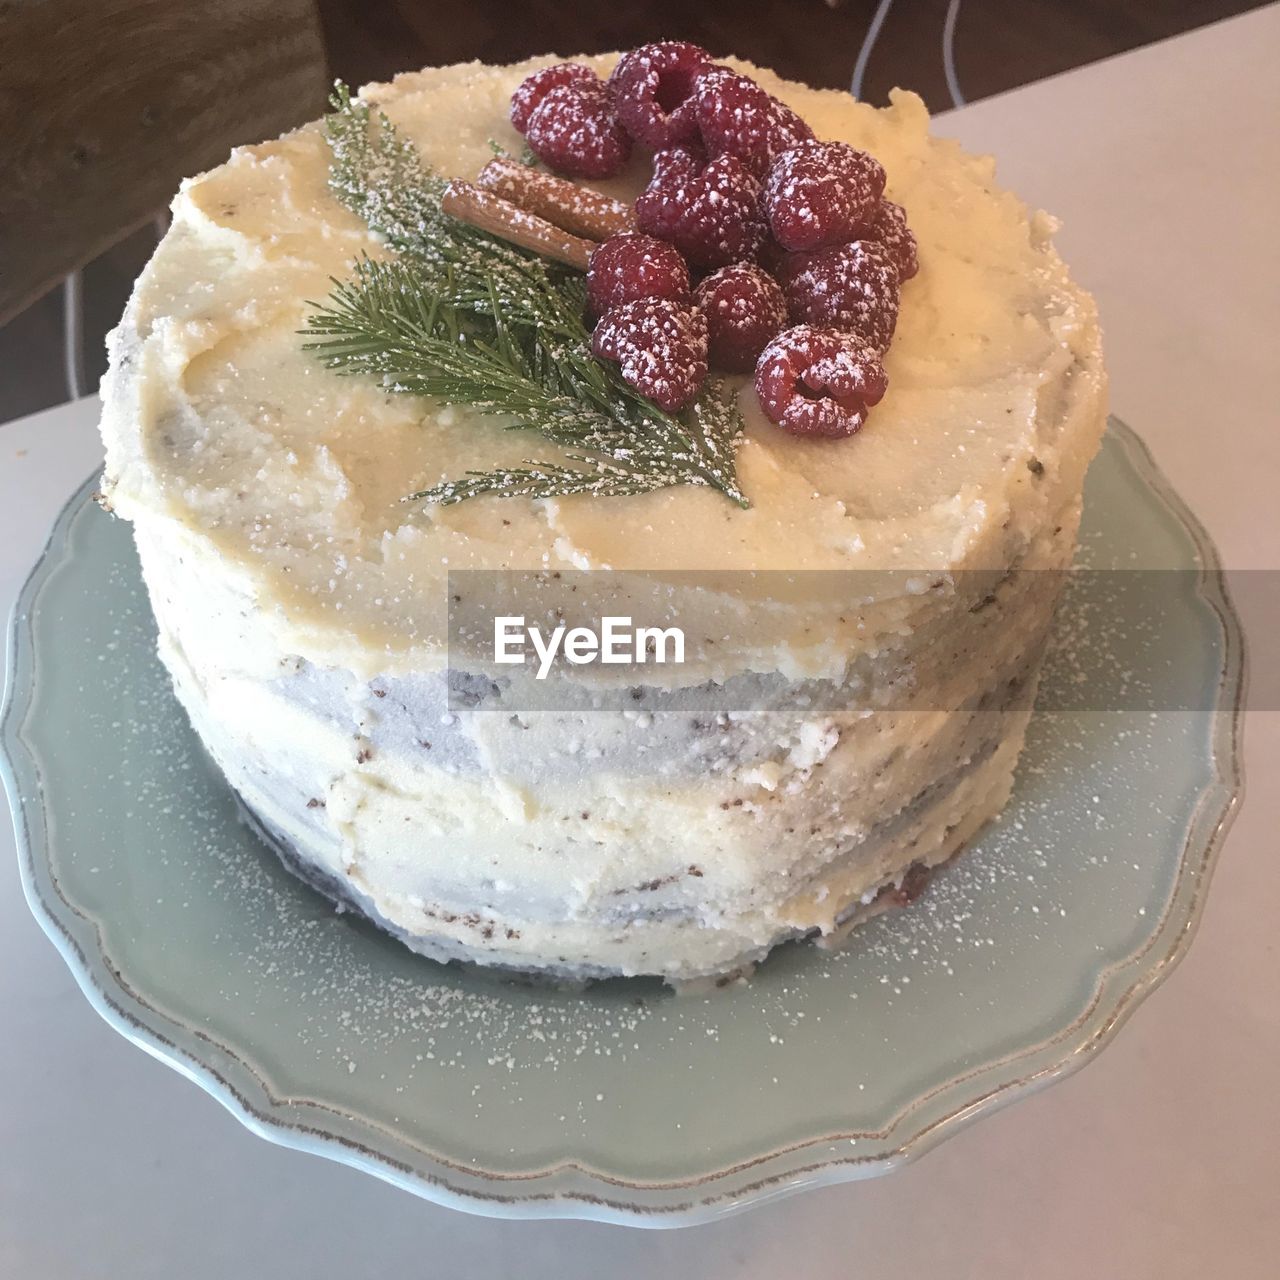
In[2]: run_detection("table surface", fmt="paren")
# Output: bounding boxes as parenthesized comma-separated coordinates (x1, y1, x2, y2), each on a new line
(3, 9, 1278, 1276)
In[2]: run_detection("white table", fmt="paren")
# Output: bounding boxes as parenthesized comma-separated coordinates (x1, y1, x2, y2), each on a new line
(3, 10, 1278, 1275)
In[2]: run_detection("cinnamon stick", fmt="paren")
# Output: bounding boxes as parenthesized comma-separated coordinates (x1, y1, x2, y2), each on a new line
(476, 157, 634, 242)
(441, 181, 596, 271)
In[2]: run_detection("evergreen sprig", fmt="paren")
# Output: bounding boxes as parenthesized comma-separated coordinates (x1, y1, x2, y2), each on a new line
(304, 83, 749, 508)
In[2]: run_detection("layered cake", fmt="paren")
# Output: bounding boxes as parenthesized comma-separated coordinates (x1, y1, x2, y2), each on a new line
(97, 48, 1105, 983)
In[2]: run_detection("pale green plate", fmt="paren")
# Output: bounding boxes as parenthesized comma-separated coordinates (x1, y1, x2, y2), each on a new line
(1, 421, 1245, 1226)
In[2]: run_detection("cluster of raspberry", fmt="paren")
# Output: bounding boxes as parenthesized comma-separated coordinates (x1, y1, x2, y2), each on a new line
(501, 43, 918, 437)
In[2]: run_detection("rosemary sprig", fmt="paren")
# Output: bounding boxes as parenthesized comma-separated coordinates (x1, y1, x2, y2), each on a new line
(304, 83, 749, 508)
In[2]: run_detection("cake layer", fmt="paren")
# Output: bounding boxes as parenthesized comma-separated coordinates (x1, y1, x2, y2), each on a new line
(138, 503, 1058, 979)
(222, 695, 1033, 981)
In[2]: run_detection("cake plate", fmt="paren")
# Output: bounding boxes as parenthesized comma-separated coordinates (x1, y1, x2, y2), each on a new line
(1, 419, 1245, 1226)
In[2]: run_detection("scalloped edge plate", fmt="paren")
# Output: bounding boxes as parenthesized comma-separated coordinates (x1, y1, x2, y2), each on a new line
(2, 419, 1246, 1226)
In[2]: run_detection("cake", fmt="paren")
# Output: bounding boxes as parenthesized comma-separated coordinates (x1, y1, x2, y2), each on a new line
(97, 49, 1105, 984)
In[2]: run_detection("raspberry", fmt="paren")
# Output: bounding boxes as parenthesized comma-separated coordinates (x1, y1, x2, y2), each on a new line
(635, 150, 765, 269)
(526, 82, 632, 179)
(764, 141, 886, 251)
(592, 299, 709, 413)
(509, 62, 599, 134)
(695, 264, 788, 373)
(692, 69, 814, 178)
(609, 42, 713, 148)
(781, 240, 900, 351)
(586, 232, 691, 319)
(754, 325, 887, 438)
(633, 143, 705, 238)
(865, 199, 919, 282)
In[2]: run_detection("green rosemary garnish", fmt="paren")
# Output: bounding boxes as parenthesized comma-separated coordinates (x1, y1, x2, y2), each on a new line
(302, 83, 748, 508)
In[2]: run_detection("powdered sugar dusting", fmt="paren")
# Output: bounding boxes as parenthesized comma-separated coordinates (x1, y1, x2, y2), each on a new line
(44, 464, 1223, 1174)
(755, 324, 887, 436)
(781, 240, 901, 351)
(694, 262, 788, 373)
(509, 62, 598, 135)
(693, 69, 815, 177)
(591, 298, 709, 412)
(764, 140, 886, 251)
(586, 231, 690, 318)
(610, 41, 711, 148)
(525, 82, 632, 179)
(634, 150, 765, 269)
(866, 199, 919, 282)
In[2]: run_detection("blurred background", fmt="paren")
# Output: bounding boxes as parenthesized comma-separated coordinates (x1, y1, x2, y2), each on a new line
(0, 0, 1264, 427)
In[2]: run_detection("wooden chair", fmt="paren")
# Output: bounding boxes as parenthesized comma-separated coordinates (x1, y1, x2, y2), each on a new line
(0, 0, 329, 327)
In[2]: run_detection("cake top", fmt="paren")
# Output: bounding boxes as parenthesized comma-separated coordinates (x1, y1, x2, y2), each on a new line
(99, 53, 1101, 674)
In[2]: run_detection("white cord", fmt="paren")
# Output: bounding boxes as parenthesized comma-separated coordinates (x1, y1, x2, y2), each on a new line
(943, 0, 967, 108)
(851, 0, 896, 101)
(62, 270, 85, 402)
(61, 216, 167, 406)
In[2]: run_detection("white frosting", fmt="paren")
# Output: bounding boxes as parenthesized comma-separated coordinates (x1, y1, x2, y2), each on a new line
(98, 56, 1106, 981)
(100, 56, 1102, 678)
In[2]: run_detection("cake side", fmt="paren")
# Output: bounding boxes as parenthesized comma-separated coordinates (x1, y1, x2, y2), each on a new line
(128, 413, 1084, 980)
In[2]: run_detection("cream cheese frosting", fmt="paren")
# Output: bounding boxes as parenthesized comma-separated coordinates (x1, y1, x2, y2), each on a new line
(100, 55, 1101, 678)
(98, 54, 1106, 982)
